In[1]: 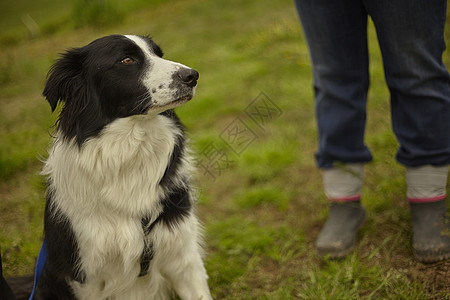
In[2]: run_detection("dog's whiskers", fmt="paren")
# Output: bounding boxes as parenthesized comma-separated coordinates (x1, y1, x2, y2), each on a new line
(134, 92, 153, 112)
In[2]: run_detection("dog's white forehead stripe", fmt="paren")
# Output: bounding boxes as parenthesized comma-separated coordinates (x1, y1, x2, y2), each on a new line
(124, 34, 187, 69)
(124, 35, 155, 58)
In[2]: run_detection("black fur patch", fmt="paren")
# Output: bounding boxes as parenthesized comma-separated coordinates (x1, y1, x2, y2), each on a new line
(159, 110, 186, 189)
(159, 186, 192, 229)
(159, 110, 192, 228)
(34, 193, 82, 300)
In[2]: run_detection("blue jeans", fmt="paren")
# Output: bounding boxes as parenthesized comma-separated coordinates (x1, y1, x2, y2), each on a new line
(294, 0, 450, 168)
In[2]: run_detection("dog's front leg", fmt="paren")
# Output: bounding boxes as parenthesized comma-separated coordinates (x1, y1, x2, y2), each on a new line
(157, 216, 212, 300)
(166, 251, 212, 300)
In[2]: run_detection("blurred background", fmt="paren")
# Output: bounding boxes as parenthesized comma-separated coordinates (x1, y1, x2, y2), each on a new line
(0, 0, 449, 298)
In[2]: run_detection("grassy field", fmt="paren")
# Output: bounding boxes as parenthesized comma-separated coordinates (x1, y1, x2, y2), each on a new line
(1, 0, 449, 298)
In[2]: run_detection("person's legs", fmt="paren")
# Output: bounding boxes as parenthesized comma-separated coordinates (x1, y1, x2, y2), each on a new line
(294, 0, 372, 169)
(365, 0, 450, 262)
(294, 0, 369, 257)
(365, 0, 450, 167)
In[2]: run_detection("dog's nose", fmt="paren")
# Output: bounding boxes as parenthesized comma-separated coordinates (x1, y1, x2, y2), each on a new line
(175, 68, 199, 87)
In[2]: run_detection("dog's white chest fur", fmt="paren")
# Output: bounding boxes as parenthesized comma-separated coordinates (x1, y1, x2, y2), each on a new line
(45, 114, 177, 216)
(43, 115, 210, 299)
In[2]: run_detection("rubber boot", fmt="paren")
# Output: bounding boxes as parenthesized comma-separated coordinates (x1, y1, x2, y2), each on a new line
(315, 201, 366, 258)
(410, 199, 450, 263)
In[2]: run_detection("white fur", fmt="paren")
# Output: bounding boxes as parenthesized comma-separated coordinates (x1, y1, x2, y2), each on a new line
(43, 114, 211, 299)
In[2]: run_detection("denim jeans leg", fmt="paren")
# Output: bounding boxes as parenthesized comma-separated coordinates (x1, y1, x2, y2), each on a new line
(365, 0, 450, 167)
(294, 0, 373, 168)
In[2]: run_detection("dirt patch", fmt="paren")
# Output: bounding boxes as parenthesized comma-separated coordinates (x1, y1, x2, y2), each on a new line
(410, 261, 450, 297)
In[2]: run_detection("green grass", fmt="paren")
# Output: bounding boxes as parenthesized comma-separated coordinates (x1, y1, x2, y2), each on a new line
(1, 0, 449, 298)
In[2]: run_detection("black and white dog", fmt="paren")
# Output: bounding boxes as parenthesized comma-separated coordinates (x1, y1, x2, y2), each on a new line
(34, 35, 212, 300)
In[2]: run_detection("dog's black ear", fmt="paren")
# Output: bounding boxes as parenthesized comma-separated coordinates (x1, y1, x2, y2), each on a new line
(43, 49, 85, 112)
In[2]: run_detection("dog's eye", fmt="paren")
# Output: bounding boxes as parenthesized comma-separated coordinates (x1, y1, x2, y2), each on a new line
(121, 57, 135, 64)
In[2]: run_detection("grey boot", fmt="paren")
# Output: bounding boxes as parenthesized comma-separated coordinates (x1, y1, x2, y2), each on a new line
(315, 201, 366, 258)
(410, 199, 450, 263)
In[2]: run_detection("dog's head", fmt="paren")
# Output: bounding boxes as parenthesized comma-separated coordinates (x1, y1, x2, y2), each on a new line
(43, 35, 198, 145)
